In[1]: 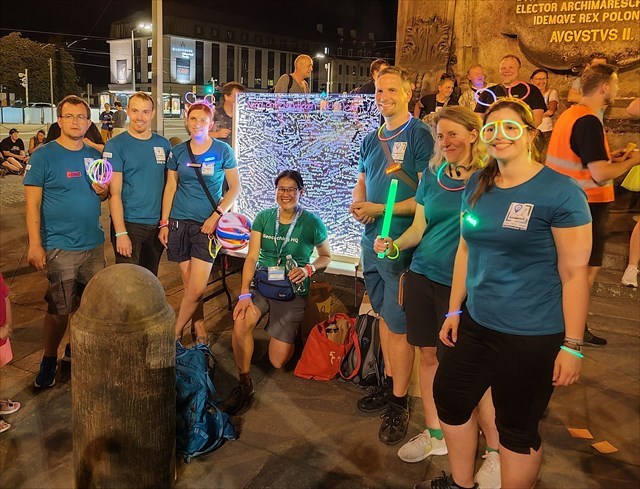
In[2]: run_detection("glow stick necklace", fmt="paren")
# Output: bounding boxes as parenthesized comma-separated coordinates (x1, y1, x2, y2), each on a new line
(436, 163, 466, 192)
(377, 113, 413, 142)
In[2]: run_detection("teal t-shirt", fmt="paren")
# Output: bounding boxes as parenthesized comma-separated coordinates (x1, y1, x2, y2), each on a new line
(253, 208, 328, 296)
(461, 166, 591, 335)
(410, 167, 466, 286)
(23, 141, 104, 251)
(167, 140, 236, 222)
(104, 132, 171, 224)
(357, 118, 433, 249)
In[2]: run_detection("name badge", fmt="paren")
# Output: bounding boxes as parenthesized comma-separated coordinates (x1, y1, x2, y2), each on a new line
(84, 157, 95, 172)
(392, 142, 407, 161)
(102, 152, 113, 159)
(268, 266, 285, 281)
(502, 202, 534, 231)
(67, 171, 82, 178)
(153, 147, 166, 163)
(201, 163, 215, 176)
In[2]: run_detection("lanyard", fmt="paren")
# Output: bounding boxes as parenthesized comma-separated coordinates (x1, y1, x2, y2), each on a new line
(274, 207, 302, 262)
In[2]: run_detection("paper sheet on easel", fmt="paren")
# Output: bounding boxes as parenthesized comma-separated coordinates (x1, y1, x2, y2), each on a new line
(591, 441, 618, 454)
(567, 428, 594, 439)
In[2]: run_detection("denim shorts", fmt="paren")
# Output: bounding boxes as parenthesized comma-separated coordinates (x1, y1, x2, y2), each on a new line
(44, 246, 105, 315)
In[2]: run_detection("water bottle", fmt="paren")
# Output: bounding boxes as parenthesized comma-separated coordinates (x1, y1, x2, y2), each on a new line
(285, 254, 307, 295)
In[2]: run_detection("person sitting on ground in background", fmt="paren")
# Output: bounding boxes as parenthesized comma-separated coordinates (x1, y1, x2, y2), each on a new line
(111, 101, 128, 137)
(0, 272, 20, 434)
(29, 130, 46, 155)
(1, 129, 29, 169)
(353, 58, 390, 94)
(429, 98, 591, 489)
(210, 81, 246, 147)
(530, 68, 558, 160)
(0, 154, 25, 176)
(159, 101, 241, 345)
(413, 73, 458, 123)
(223, 170, 331, 415)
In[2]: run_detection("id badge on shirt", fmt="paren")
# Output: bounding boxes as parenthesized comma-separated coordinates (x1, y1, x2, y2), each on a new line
(153, 147, 166, 164)
(201, 162, 215, 176)
(268, 266, 285, 281)
(392, 142, 407, 162)
(502, 202, 534, 231)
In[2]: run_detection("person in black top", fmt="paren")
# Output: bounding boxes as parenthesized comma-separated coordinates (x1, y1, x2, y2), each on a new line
(353, 58, 390, 95)
(475, 55, 546, 127)
(413, 73, 458, 122)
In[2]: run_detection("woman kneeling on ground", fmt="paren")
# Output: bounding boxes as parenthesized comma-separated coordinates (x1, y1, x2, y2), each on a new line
(224, 170, 331, 415)
(429, 98, 591, 489)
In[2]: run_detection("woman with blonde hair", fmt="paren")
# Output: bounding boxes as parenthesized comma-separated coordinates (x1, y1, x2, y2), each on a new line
(374, 106, 500, 487)
(430, 98, 591, 488)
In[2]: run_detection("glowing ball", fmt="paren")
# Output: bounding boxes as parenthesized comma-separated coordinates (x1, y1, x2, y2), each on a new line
(216, 213, 252, 250)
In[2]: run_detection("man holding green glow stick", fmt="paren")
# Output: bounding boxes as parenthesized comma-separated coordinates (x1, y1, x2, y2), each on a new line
(350, 66, 434, 445)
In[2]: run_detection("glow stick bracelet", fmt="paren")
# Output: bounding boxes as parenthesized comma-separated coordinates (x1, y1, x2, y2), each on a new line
(378, 178, 398, 259)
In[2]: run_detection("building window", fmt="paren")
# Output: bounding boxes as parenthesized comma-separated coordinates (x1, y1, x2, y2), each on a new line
(227, 30, 234, 41)
(147, 39, 152, 48)
(254, 50, 262, 88)
(279, 53, 287, 77)
(360, 67, 364, 77)
(337, 47, 343, 56)
(212, 28, 219, 38)
(337, 83, 342, 93)
(227, 45, 235, 82)
(255, 34, 262, 44)
(268, 37, 274, 46)
(358, 50, 362, 57)
(348, 48, 353, 57)
(338, 64, 343, 75)
(281, 39, 287, 49)
(196, 24, 202, 36)
(211, 43, 220, 84)
(241, 48, 248, 85)
(268, 51, 275, 86)
(241, 32, 248, 43)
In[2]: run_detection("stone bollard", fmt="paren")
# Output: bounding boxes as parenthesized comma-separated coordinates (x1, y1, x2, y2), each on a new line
(72, 264, 176, 489)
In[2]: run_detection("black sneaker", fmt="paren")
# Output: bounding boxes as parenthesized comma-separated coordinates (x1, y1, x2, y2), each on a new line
(378, 401, 409, 445)
(223, 382, 254, 415)
(34, 356, 58, 388)
(357, 385, 391, 413)
(584, 329, 607, 346)
(62, 343, 71, 363)
(423, 471, 478, 489)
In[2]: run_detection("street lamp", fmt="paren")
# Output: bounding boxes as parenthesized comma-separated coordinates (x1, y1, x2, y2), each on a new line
(131, 23, 152, 92)
(315, 53, 331, 94)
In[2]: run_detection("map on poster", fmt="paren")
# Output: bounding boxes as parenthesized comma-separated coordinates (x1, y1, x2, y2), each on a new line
(234, 93, 380, 260)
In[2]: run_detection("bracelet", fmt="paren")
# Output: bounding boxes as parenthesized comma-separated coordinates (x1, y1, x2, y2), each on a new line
(445, 310, 463, 318)
(560, 345, 584, 359)
(305, 263, 315, 277)
(215, 206, 225, 217)
(564, 337, 584, 346)
(115, 231, 128, 237)
(158, 223, 168, 229)
(387, 242, 400, 260)
(238, 293, 252, 300)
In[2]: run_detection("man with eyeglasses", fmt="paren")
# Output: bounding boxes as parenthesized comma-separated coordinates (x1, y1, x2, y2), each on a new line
(24, 95, 109, 389)
(104, 92, 171, 275)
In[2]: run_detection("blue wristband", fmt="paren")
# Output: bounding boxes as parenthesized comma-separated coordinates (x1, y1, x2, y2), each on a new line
(444, 310, 463, 318)
(238, 293, 252, 300)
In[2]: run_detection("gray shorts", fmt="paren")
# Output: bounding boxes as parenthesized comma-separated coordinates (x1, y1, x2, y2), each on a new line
(250, 287, 307, 344)
(44, 246, 105, 315)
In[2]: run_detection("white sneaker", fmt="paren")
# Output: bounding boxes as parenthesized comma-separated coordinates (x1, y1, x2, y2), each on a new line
(621, 265, 638, 288)
(474, 451, 501, 489)
(397, 429, 448, 463)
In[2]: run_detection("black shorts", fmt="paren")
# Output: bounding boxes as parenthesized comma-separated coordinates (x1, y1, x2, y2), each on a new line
(404, 270, 450, 347)
(110, 220, 165, 275)
(166, 219, 214, 264)
(588, 202, 609, 267)
(250, 287, 307, 344)
(433, 311, 563, 454)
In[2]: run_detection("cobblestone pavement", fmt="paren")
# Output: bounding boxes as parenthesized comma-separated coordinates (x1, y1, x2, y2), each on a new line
(0, 176, 25, 206)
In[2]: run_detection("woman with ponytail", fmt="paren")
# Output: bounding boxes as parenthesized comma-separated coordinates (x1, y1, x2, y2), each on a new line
(429, 98, 591, 489)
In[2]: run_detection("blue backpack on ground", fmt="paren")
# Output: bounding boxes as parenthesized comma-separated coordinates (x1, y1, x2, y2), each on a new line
(176, 342, 237, 463)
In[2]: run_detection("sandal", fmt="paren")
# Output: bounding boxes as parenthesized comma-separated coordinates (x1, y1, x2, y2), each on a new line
(0, 400, 20, 415)
(0, 419, 10, 433)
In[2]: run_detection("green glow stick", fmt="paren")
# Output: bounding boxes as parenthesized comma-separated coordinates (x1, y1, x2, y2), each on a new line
(378, 179, 398, 259)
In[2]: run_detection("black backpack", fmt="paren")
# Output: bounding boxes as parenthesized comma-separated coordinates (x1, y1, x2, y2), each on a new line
(269, 74, 295, 93)
(339, 313, 384, 387)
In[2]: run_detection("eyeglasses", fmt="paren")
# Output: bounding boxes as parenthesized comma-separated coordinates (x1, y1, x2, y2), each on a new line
(480, 119, 526, 143)
(276, 187, 299, 194)
(60, 114, 88, 122)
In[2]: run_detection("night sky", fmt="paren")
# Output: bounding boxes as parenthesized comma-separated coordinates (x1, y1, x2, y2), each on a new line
(0, 0, 398, 88)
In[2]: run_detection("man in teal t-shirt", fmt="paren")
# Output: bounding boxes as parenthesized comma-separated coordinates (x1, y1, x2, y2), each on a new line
(350, 67, 433, 446)
(105, 92, 171, 275)
(24, 95, 109, 389)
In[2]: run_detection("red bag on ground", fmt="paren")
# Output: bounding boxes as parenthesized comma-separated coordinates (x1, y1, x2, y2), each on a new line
(294, 313, 356, 381)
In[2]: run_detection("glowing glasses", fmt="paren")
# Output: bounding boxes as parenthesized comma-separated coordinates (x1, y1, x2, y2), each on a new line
(480, 119, 525, 143)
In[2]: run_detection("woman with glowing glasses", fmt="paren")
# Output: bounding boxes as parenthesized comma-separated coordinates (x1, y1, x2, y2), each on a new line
(159, 101, 241, 344)
(374, 107, 499, 486)
(429, 98, 591, 489)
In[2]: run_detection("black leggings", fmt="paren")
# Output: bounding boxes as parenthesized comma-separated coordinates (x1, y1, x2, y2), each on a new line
(433, 311, 563, 454)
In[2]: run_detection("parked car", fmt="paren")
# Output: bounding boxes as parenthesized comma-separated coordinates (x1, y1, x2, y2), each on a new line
(29, 102, 56, 108)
